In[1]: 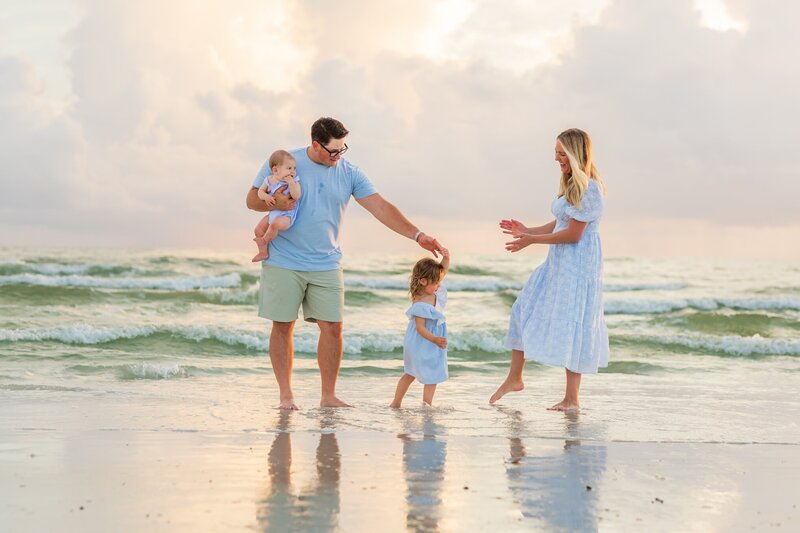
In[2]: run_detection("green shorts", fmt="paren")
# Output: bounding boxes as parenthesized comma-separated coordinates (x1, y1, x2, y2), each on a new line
(258, 264, 344, 323)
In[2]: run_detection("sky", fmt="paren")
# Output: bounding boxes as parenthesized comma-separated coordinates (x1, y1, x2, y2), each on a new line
(1, 0, 798, 259)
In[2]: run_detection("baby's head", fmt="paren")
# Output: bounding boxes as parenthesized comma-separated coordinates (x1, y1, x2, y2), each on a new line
(269, 150, 297, 180)
(409, 258, 445, 299)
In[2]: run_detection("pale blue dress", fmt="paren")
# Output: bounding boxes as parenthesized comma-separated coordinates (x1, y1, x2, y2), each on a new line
(266, 177, 302, 226)
(507, 180, 609, 374)
(404, 288, 448, 384)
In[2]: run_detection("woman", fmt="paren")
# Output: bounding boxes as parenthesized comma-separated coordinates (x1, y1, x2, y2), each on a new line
(490, 128, 609, 411)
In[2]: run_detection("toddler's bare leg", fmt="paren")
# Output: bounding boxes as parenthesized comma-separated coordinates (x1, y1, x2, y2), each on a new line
(389, 374, 415, 408)
(422, 384, 437, 406)
(253, 216, 270, 239)
(252, 216, 292, 262)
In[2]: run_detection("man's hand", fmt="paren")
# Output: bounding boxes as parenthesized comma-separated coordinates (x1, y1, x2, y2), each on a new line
(417, 233, 444, 258)
(272, 185, 296, 211)
(263, 195, 277, 207)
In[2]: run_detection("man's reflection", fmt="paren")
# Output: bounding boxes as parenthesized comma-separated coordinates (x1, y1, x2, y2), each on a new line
(505, 410, 607, 531)
(397, 409, 447, 532)
(257, 411, 341, 532)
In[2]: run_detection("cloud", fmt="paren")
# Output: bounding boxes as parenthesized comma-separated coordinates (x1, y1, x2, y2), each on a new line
(0, 0, 798, 254)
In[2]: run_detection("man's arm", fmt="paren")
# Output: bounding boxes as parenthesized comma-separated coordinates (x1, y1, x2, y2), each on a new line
(356, 193, 444, 256)
(246, 185, 295, 212)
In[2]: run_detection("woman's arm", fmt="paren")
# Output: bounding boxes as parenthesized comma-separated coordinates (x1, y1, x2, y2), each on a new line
(499, 219, 556, 236)
(528, 219, 557, 235)
(505, 219, 588, 252)
(415, 317, 447, 348)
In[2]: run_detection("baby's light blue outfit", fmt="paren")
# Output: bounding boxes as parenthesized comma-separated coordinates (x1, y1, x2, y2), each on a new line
(507, 180, 609, 374)
(266, 177, 302, 226)
(404, 288, 448, 384)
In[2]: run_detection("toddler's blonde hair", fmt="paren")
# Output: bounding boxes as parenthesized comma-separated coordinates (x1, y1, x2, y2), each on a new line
(409, 258, 444, 299)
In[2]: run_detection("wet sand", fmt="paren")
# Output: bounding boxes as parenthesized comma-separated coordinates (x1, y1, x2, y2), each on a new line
(2, 407, 799, 532)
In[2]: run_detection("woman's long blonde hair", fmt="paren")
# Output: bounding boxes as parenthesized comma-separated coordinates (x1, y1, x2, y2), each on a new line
(557, 128, 606, 207)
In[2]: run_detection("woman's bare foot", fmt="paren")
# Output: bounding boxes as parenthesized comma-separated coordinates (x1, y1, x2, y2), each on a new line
(320, 396, 354, 408)
(489, 379, 524, 404)
(389, 401, 402, 408)
(278, 398, 299, 410)
(547, 399, 579, 412)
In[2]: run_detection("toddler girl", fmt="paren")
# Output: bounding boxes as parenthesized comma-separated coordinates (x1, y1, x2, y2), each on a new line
(390, 249, 450, 408)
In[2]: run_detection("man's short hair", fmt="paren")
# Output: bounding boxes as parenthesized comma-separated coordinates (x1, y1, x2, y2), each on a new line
(311, 117, 349, 145)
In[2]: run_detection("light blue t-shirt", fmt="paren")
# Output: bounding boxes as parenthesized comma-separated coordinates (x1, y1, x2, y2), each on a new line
(252, 147, 377, 271)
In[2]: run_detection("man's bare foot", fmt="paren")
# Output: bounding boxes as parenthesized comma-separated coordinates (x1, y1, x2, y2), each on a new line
(278, 398, 299, 410)
(320, 396, 353, 408)
(547, 400, 579, 412)
(489, 379, 524, 404)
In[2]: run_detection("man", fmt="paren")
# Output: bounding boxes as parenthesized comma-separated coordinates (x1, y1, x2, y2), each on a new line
(246, 117, 444, 409)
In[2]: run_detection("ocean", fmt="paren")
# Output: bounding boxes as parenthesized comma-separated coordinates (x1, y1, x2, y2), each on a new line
(1, 247, 799, 445)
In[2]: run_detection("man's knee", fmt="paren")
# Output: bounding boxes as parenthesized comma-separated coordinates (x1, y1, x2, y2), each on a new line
(317, 321, 343, 337)
(271, 320, 296, 336)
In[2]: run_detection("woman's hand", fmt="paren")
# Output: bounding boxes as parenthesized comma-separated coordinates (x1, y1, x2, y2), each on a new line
(505, 233, 534, 253)
(433, 336, 447, 349)
(499, 219, 528, 237)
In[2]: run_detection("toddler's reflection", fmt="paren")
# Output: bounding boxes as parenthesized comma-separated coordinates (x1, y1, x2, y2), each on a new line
(397, 409, 447, 532)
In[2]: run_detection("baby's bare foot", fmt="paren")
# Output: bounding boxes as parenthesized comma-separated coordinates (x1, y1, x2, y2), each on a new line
(489, 379, 525, 404)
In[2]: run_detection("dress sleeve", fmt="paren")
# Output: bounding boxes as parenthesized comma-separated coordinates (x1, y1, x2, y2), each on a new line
(565, 181, 604, 222)
(406, 303, 439, 320)
(435, 286, 448, 310)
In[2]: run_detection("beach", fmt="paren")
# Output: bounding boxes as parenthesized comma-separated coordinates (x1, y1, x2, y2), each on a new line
(1, 248, 799, 531)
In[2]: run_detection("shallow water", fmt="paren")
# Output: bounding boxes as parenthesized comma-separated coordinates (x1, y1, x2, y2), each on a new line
(1, 247, 799, 445)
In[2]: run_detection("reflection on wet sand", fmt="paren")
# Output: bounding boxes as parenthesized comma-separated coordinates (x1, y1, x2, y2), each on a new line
(257, 411, 341, 532)
(503, 410, 608, 531)
(397, 409, 447, 532)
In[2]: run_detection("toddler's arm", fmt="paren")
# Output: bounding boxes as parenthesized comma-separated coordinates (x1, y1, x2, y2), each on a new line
(257, 181, 276, 206)
(439, 248, 450, 277)
(414, 317, 447, 348)
(285, 176, 302, 200)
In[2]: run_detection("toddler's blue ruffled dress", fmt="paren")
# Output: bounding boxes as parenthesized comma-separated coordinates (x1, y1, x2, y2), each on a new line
(403, 288, 448, 384)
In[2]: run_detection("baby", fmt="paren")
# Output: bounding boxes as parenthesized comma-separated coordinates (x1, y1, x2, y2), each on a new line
(251, 150, 302, 262)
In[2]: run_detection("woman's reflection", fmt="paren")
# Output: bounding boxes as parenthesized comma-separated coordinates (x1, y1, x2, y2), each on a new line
(257, 410, 341, 532)
(397, 409, 447, 532)
(504, 410, 607, 531)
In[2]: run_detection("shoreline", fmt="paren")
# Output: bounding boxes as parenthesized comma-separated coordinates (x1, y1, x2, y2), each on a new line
(2, 410, 799, 532)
